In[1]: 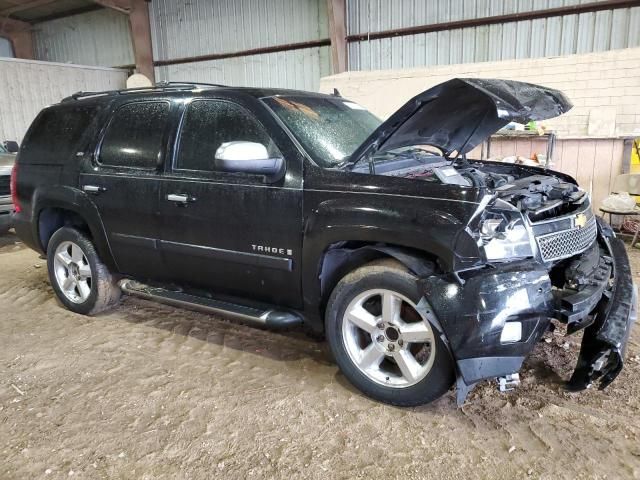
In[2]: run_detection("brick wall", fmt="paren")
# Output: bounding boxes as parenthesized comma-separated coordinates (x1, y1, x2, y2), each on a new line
(319, 47, 640, 138)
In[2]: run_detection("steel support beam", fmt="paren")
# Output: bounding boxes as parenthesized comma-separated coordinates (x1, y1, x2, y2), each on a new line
(327, 0, 347, 73)
(128, 0, 154, 82)
(153, 39, 331, 67)
(92, 0, 154, 82)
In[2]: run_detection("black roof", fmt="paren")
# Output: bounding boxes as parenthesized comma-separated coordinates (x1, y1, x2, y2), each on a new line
(61, 82, 335, 104)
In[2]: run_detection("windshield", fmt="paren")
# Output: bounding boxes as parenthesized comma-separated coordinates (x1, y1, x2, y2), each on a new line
(0, 144, 7, 154)
(263, 95, 381, 168)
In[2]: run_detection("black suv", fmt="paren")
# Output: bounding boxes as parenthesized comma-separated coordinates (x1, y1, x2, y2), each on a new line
(11, 79, 636, 406)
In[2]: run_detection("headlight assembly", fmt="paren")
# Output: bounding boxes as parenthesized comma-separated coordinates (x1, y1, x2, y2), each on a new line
(476, 211, 534, 262)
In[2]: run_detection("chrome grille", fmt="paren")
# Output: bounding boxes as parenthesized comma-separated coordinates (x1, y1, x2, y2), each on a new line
(536, 215, 597, 262)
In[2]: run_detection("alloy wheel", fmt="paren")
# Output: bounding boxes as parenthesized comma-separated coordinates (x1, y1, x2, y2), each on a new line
(341, 289, 436, 388)
(52, 241, 93, 304)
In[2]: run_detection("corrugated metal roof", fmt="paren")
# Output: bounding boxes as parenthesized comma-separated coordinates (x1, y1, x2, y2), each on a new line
(347, 0, 640, 71)
(33, 8, 134, 67)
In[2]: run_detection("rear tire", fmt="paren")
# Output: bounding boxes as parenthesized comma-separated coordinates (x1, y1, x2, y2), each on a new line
(47, 227, 121, 315)
(325, 259, 454, 406)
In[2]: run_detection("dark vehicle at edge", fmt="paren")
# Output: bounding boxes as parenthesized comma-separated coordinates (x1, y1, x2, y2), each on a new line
(0, 143, 16, 234)
(10, 78, 636, 406)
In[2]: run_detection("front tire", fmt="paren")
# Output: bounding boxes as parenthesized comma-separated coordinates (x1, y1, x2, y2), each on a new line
(47, 227, 121, 315)
(325, 260, 454, 406)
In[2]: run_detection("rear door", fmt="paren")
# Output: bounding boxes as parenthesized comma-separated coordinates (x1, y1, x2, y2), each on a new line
(156, 97, 304, 307)
(80, 100, 172, 280)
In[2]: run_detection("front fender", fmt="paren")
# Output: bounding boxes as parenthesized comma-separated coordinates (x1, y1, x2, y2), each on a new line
(301, 196, 480, 311)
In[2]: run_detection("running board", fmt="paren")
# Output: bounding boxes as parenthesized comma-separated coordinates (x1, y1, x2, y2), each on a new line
(120, 280, 303, 330)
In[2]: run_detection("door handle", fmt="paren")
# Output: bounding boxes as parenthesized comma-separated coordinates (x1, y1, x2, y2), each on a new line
(83, 185, 105, 194)
(167, 193, 196, 203)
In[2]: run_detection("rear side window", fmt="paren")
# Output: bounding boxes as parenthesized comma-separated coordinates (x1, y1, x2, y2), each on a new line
(20, 104, 100, 164)
(176, 100, 277, 172)
(99, 101, 170, 169)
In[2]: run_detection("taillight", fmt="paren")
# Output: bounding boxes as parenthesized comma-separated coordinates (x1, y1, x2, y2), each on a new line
(10, 163, 20, 213)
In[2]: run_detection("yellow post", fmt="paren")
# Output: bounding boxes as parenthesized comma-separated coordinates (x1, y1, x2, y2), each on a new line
(631, 139, 640, 173)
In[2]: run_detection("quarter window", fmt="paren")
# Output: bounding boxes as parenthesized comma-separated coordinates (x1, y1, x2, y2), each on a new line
(99, 102, 170, 169)
(22, 104, 100, 165)
(176, 100, 278, 172)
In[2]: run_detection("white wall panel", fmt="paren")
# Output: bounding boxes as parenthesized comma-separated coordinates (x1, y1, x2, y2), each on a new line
(0, 58, 127, 142)
(33, 8, 134, 67)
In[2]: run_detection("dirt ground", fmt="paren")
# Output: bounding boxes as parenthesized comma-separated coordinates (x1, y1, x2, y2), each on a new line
(1, 231, 639, 480)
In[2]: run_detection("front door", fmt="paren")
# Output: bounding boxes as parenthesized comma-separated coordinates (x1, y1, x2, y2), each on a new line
(80, 100, 171, 280)
(157, 98, 304, 307)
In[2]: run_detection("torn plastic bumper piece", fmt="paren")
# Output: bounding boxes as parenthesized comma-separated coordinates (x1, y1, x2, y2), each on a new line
(420, 264, 555, 405)
(566, 226, 637, 391)
(497, 373, 521, 392)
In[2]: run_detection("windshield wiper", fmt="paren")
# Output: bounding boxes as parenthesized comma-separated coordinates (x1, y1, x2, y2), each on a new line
(334, 158, 352, 170)
(337, 147, 443, 172)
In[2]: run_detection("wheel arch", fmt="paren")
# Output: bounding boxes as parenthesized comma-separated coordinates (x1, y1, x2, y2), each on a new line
(301, 197, 480, 321)
(32, 186, 117, 270)
(303, 241, 439, 333)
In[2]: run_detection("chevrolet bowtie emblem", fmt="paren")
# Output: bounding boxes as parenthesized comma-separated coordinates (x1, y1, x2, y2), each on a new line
(575, 213, 587, 229)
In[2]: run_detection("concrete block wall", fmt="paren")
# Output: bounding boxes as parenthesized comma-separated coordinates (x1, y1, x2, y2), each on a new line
(319, 47, 640, 138)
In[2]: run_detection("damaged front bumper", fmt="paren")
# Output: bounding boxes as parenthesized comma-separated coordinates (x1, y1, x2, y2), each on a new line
(564, 220, 637, 391)
(420, 218, 636, 404)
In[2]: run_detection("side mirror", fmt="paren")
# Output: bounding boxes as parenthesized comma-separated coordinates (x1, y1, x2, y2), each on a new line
(214, 141, 283, 178)
(4, 141, 19, 154)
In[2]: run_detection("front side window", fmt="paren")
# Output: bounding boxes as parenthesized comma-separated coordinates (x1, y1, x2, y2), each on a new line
(176, 100, 278, 172)
(99, 101, 170, 169)
(263, 96, 381, 168)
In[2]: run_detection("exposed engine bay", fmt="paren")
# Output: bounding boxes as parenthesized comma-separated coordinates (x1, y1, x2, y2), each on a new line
(377, 153, 586, 218)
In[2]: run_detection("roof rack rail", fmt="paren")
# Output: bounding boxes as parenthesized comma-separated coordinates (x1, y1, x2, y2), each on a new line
(155, 80, 227, 88)
(62, 81, 227, 103)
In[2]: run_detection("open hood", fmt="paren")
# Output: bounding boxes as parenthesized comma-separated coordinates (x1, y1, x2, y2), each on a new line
(347, 78, 572, 167)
